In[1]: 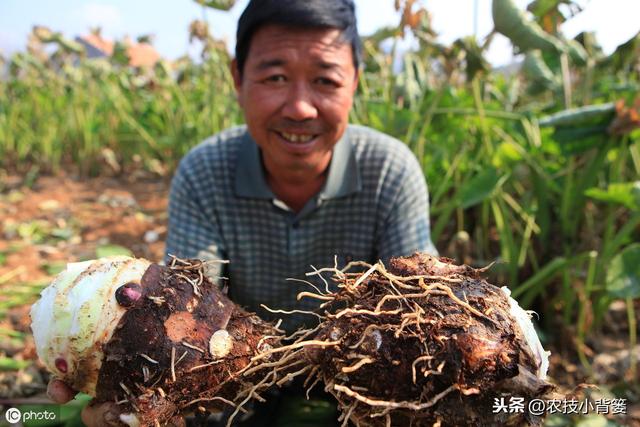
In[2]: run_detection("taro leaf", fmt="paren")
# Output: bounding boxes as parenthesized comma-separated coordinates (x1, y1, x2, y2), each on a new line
(602, 30, 640, 72)
(527, 0, 566, 33)
(565, 38, 588, 65)
(197, 0, 236, 11)
(527, 0, 571, 19)
(492, 0, 564, 54)
(585, 181, 640, 211)
(523, 50, 559, 93)
(575, 31, 605, 59)
(95, 244, 133, 258)
(539, 103, 616, 128)
(550, 125, 608, 155)
(457, 167, 507, 209)
(606, 243, 640, 299)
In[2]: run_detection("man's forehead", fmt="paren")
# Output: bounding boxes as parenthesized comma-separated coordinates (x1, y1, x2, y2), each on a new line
(246, 25, 352, 66)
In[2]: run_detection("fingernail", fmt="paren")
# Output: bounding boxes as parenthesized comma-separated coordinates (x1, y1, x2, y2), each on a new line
(104, 411, 118, 423)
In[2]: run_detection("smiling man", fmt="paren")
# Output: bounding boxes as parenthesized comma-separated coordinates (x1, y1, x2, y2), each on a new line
(164, 0, 437, 335)
(48, 0, 437, 425)
(233, 24, 358, 213)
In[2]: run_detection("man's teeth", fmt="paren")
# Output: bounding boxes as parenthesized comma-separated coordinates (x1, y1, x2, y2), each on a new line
(280, 132, 314, 143)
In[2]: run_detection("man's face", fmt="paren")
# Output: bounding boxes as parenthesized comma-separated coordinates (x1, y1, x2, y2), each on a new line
(232, 25, 359, 179)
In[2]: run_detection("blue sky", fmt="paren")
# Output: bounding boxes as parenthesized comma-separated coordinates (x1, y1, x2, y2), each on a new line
(1, 0, 638, 66)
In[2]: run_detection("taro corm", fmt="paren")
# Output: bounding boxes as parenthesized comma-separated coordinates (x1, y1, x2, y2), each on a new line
(31, 253, 554, 426)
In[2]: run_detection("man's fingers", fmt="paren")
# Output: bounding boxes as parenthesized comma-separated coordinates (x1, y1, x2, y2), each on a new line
(81, 401, 126, 427)
(46, 379, 77, 404)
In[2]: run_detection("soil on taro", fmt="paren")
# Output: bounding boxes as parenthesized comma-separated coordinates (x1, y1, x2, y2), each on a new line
(0, 173, 638, 426)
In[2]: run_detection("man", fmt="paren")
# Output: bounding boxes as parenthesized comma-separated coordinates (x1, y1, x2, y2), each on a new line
(164, 0, 437, 333)
(48, 0, 437, 424)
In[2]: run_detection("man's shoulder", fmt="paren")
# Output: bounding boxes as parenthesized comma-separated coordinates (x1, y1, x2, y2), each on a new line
(173, 126, 248, 190)
(346, 124, 419, 170)
(180, 125, 247, 167)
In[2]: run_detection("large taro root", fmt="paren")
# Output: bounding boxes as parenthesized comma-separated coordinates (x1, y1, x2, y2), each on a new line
(30, 256, 282, 426)
(31, 253, 555, 427)
(267, 253, 555, 427)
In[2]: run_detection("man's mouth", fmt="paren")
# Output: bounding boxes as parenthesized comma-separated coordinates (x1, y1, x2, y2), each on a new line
(277, 131, 318, 144)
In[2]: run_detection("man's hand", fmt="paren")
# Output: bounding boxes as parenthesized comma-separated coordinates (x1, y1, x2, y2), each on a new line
(47, 379, 185, 427)
(46, 378, 76, 404)
(46, 379, 129, 427)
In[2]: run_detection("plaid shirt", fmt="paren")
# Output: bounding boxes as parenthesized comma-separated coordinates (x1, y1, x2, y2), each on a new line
(165, 125, 437, 332)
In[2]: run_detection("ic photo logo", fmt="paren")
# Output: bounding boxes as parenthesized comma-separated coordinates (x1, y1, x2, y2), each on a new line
(3, 406, 58, 424)
(4, 407, 21, 424)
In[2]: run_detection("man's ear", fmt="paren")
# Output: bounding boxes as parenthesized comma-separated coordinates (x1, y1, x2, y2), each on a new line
(352, 68, 361, 95)
(230, 59, 243, 106)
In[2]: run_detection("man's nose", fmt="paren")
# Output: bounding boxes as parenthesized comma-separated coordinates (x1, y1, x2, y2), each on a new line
(282, 83, 318, 121)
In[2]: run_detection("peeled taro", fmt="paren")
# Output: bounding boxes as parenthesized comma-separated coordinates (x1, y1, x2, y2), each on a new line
(30, 257, 152, 396)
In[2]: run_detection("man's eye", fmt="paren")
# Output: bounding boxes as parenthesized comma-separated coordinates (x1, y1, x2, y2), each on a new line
(316, 77, 338, 87)
(265, 75, 286, 83)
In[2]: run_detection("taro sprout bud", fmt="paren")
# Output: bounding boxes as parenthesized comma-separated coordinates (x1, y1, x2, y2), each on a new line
(209, 329, 234, 359)
(116, 282, 143, 307)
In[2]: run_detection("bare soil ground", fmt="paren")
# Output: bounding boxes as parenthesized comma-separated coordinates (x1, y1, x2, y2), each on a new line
(0, 173, 638, 426)
(0, 173, 169, 397)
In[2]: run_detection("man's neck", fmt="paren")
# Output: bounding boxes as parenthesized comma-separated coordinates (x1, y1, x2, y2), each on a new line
(266, 169, 328, 213)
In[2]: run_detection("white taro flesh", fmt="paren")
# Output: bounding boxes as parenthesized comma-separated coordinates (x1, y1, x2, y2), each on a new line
(500, 286, 550, 378)
(30, 256, 152, 396)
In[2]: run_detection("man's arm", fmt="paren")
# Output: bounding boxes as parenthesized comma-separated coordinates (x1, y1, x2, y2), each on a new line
(376, 149, 438, 262)
(164, 157, 226, 278)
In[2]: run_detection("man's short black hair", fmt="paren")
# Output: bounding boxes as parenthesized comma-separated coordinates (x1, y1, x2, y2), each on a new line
(235, 0, 362, 77)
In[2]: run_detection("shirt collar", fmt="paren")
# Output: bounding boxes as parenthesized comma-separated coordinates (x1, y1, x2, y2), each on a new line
(234, 128, 361, 200)
(234, 132, 274, 199)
